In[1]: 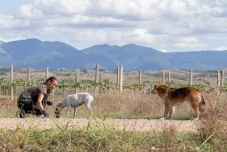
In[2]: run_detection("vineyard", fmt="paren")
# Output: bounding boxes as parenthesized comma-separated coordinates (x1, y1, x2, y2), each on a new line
(0, 77, 226, 97)
(1, 66, 226, 118)
(0, 66, 227, 151)
(1, 66, 227, 100)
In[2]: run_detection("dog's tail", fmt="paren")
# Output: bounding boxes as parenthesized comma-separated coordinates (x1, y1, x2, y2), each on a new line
(199, 95, 206, 113)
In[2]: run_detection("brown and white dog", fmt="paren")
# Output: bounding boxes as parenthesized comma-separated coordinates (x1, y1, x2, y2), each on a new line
(153, 83, 206, 120)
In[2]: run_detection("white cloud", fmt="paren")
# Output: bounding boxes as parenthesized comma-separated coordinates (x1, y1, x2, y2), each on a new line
(216, 46, 227, 51)
(181, 37, 198, 43)
(0, 0, 227, 51)
(12, 0, 90, 18)
(174, 43, 207, 49)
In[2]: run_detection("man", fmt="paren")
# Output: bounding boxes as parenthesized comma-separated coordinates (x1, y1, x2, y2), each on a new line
(17, 76, 58, 118)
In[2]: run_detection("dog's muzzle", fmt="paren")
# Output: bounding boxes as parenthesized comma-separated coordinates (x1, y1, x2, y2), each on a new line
(151, 89, 157, 94)
(55, 107, 60, 114)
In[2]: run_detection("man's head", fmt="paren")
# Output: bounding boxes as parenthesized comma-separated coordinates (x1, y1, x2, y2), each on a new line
(45, 76, 58, 92)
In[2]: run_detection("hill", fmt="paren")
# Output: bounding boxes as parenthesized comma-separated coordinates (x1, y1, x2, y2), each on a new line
(0, 38, 226, 70)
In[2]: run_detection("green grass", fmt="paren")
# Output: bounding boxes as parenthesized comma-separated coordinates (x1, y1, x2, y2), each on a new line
(0, 119, 226, 152)
(0, 122, 204, 152)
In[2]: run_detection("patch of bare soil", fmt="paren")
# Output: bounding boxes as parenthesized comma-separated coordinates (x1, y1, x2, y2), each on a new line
(0, 98, 200, 132)
(0, 118, 200, 132)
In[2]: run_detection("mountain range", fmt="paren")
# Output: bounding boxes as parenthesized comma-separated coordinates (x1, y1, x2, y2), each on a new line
(0, 38, 226, 70)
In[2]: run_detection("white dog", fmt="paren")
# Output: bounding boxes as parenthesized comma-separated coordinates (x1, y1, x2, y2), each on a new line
(55, 92, 94, 118)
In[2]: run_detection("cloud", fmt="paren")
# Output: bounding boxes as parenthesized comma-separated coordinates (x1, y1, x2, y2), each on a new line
(174, 43, 207, 50)
(0, 0, 227, 51)
(216, 46, 227, 51)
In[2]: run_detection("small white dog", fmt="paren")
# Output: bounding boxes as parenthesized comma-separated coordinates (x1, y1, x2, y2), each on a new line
(55, 92, 94, 118)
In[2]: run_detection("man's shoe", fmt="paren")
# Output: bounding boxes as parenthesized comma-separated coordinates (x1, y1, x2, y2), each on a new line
(37, 114, 45, 118)
(19, 109, 26, 118)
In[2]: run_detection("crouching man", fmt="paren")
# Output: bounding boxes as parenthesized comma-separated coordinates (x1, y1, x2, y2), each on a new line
(17, 76, 58, 118)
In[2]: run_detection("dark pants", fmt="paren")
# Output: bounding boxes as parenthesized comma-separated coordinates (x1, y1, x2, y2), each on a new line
(17, 95, 48, 115)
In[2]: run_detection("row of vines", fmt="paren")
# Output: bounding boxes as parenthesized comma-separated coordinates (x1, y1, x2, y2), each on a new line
(1, 78, 227, 97)
(1, 66, 227, 99)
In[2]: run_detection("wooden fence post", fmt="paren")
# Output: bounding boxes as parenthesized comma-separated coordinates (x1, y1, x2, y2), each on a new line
(119, 66, 123, 93)
(94, 63, 99, 93)
(10, 65, 13, 100)
(139, 69, 142, 85)
(221, 70, 224, 87)
(162, 71, 165, 84)
(139, 69, 142, 94)
(45, 67, 49, 79)
(168, 71, 171, 84)
(190, 70, 193, 86)
(75, 69, 80, 83)
(117, 66, 120, 84)
(217, 70, 220, 87)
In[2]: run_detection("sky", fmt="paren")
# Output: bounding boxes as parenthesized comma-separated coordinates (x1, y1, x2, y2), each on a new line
(0, 0, 227, 52)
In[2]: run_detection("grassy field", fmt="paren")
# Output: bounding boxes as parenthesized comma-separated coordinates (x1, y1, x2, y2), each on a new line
(0, 68, 226, 151)
(0, 88, 226, 151)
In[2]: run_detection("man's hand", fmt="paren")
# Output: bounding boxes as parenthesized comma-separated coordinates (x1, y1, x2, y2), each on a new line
(42, 110, 49, 117)
(47, 101, 53, 106)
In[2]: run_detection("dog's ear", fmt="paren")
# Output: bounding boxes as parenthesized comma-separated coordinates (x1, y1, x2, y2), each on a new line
(56, 102, 62, 107)
(65, 95, 70, 100)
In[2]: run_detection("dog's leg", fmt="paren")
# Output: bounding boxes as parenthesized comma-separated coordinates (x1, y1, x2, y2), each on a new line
(164, 106, 169, 119)
(169, 105, 175, 120)
(73, 107, 77, 118)
(86, 103, 92, 119)
(191, 103, 200, 120)
(66, 106, 70, 117)
(160, 107, 169, 120)
(164, 100, 171, 119)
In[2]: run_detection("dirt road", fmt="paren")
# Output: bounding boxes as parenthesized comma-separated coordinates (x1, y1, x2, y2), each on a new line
(0, 118, 200, 132)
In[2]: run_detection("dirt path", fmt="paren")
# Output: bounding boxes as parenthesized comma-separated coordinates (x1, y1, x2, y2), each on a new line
(0, 118, 201, 132)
